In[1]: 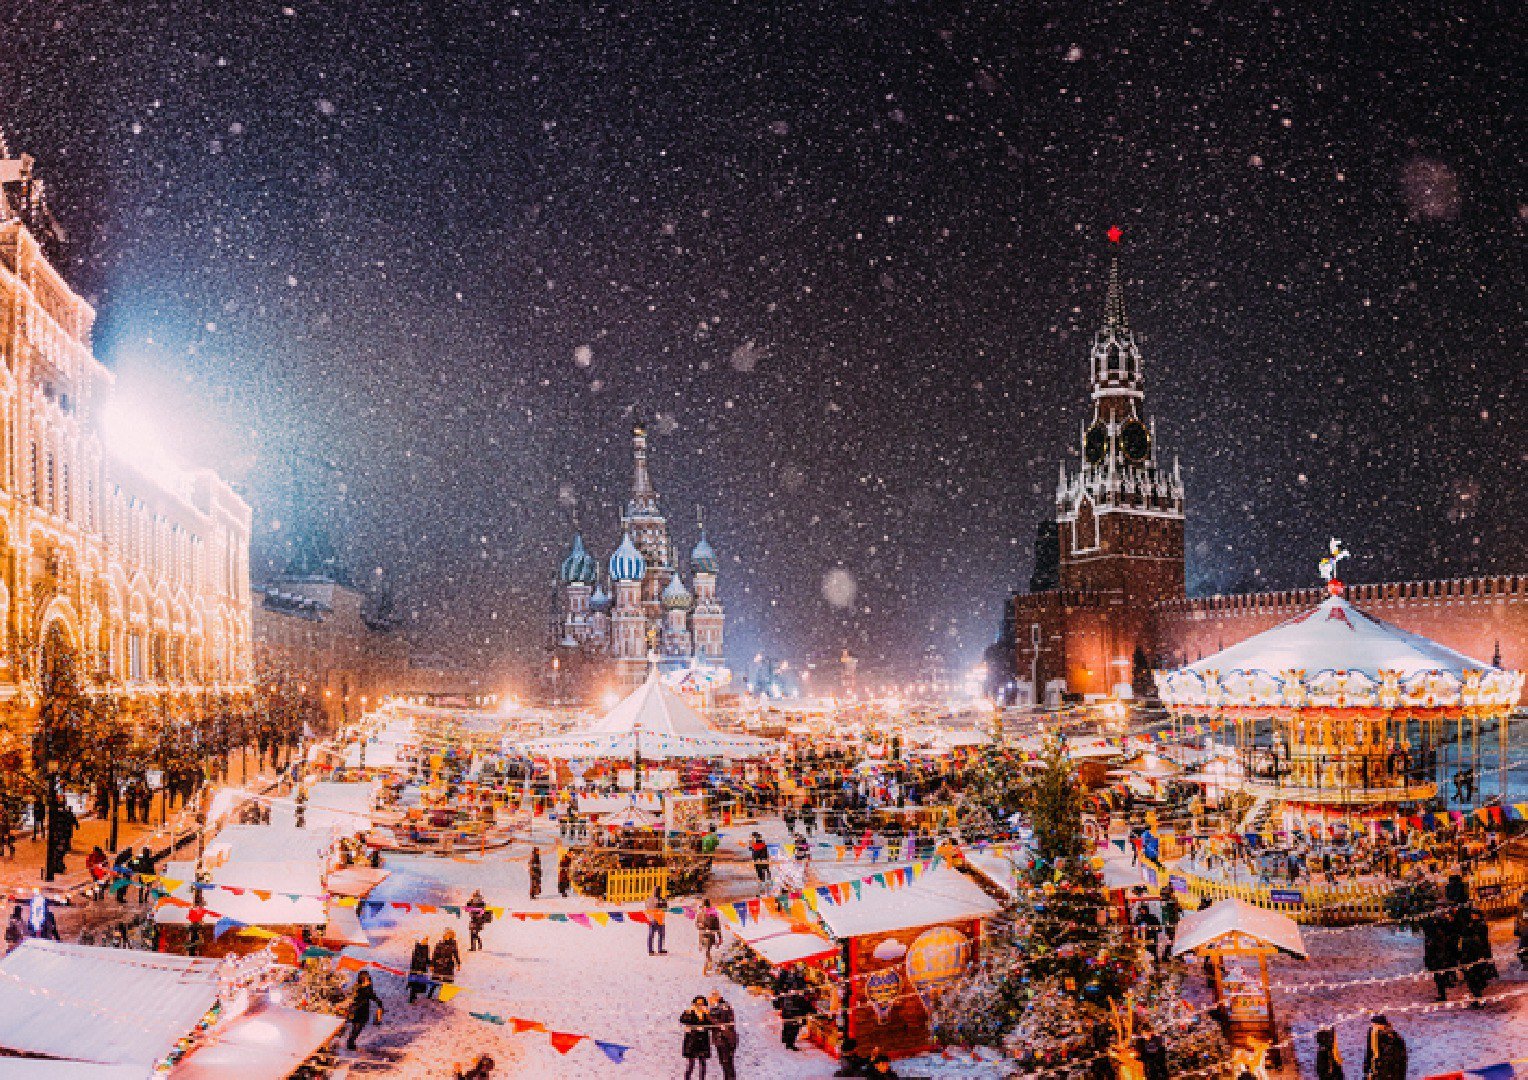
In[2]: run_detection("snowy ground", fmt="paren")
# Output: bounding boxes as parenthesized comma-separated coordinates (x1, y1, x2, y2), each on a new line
(340, 814, 887, 1078)
(336, 811, 1526, 1079)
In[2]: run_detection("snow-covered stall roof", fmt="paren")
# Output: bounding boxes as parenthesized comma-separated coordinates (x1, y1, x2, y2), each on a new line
(518, 673, 777, 759)
(305, 781, 376, 819)
(172, 1004, 343, 1080)
(0, 942, 221, 1069)
(1171, 898, 1307, 958)
(1157, 593, 1523, 712)
(165, 857, 325, 899)
(727, 913, 838, 966)
(0, 1062, 149, 1079)
(814, 868, 1001, 939)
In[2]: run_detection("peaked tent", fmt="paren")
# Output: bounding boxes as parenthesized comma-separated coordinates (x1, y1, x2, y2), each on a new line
(518, 673, 777, 759)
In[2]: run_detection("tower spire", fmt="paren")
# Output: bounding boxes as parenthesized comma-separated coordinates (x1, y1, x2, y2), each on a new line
(1104, 257, 1128, 331)
(631, 424, 654, 500)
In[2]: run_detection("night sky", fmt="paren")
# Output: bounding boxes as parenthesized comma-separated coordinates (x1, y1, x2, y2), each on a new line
(4, 2, 1522, 682)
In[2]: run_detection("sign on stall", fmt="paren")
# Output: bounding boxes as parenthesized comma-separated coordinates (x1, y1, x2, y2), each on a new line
(1269, 889, 1303, 905)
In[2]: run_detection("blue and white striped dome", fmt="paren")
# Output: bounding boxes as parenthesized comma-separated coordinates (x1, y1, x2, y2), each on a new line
(691, 533, 719, 576)
(559, 533, 599, 585)
(609, 533, 647, 582)
(662, 573, 693, 611)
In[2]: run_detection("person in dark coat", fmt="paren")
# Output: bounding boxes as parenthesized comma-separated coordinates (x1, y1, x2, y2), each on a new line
(1316, 1026, 1344, 1080)
(407, 937, 431, 1003)
(1457, 908, 1496, 1004)
(1421, 913, 1458, 1001)
(135, 847, 157, 903)
(465, 890, 489, 952)
(1362, 1015, 1406, 1080)
(453, 1055, 496, 1080)
(431, 928, 461, 991)
(1138, 1029, 1169, 1080)
(1443, 873, 1469, 907)
(528, 847, 543, 900)
(557, 851, 572, 899)
(680, 996, 711, 1080)
(749, 832, 770, 885)
(778, 987, 811, 1050)
(708, 991, 737, 1080)
(834, 1035, 873, 1077)
(345, 971, 384, 1051)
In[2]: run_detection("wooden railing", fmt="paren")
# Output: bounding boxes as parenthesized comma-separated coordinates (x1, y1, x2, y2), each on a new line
(606, 867, 670, 904)
(1174, 865, 1527, 925)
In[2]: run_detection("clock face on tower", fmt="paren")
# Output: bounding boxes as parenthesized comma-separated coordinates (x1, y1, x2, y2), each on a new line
(1120, 419, 1150, 463)
(1084, 423, 1109, 466)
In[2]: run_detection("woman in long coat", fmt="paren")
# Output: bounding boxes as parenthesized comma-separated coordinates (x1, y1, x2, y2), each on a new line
(680, 996, 711, 1079)
(528, 847, 543, 900)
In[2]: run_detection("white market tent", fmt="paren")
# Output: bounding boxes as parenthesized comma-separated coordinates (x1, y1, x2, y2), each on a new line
(0, 941, 221, 1070)
(519, 673, 777, 760)
(815, 868, 1001, 939)
(1157, 593, 1523, 712)
(1171, 897, 1307, 959)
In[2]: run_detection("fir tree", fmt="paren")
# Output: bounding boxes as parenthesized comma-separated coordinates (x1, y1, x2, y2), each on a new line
(1028, 735, 1085, 866)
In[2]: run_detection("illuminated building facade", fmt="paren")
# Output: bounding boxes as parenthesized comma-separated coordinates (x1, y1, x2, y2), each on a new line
(0, 139, 254, 731)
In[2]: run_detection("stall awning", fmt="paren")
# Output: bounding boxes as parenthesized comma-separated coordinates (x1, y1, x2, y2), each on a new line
(172, 1004, 343, 1079)
(1171, 898, 1307, 958)
(0, 942, 220, 1068)
(815, 868, 1000, 939)
(728, 915, 837, 966)
(323, 901, 371, 948)
(326, 867, 391, 899)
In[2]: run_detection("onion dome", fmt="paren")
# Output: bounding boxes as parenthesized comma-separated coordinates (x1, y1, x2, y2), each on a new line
(559, 533, 598, 585)
(589, 583, 612, 612)
(662, 573, 693, 611)
(691, 534, 719, 576)
(609, 533, 647, 582)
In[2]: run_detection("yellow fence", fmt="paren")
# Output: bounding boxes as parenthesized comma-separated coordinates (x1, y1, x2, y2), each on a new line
(606, 867, 671, 904)
(1176, 866, 1528, 925)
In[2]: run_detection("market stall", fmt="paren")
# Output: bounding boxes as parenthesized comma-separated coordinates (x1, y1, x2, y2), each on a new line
(1171, 897, 1306, 1057)
(812, 867, 1001, 1061)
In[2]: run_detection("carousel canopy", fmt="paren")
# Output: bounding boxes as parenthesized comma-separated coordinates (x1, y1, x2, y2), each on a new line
(518, 673, 777, 760)
(1156, 591, 1523, 714)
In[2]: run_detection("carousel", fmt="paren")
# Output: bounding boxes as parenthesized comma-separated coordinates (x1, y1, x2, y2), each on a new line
(1156, 541, 1522, 822)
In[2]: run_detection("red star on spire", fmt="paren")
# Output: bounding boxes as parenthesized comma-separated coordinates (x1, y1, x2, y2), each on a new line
(1106, 225, 1123, 243)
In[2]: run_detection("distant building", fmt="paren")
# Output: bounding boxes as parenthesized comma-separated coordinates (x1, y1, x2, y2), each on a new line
(1004, 253, 1525, 703)
(0, 134, 253, 737)
(252, 524, 407, 725)
(548, 425, 727, 699)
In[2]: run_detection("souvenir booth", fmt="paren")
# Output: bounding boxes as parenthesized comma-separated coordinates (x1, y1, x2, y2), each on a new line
(1171, 898, 1306, 1060)
(812, 867, 1001, 1061)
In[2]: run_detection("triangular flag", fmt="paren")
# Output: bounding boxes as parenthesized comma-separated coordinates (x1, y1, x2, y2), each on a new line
(607, 911, 625, 923)
(438, 984, 462, 1002)
(417, 904, 439, 914)
(391, 902, 412, 910)
(627, 911, 649, 925)
(549, 1031, 585, 1055)
(443, 905, 461, 916)
(470, 1011, 506, 1025)
(747, 899, 762, 922)
(511, 1018, 548, 1033)
(336, 896, 359, 908)
(488, 906, 505, 919)
(589, 912, 610, 926)
(568, 914, 592, 928)
(595, 1040, 630, 1064)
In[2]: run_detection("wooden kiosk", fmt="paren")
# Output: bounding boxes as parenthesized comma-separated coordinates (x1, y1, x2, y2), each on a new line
(1171, 898, 1305, 1059)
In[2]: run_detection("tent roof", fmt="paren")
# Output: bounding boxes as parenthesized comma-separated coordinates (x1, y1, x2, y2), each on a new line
(1170, 898, 1307, 958)
(0, 942, 221, 1068)
(519, 674, 776, 759)
(814, 868, 1000, 939)
(589, 673, 715, 736)
(172, 1004, 343, 1080)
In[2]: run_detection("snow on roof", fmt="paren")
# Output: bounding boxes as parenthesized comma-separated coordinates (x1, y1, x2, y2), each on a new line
(728, 914, 838, 966)
(0, 942, 221, 1068)
(814, 868, 1001, 939)
(0, 1061, 149, 1079)
(518, 673, 777, 759)
(165, 857, 325, 899)
(172, 1004, 344, 1080)
(1171, 898, 1306, 958)
(1159, 594, 1522, 711)
(305, 781, 376, 818)
(963, 850, 1025, 898)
